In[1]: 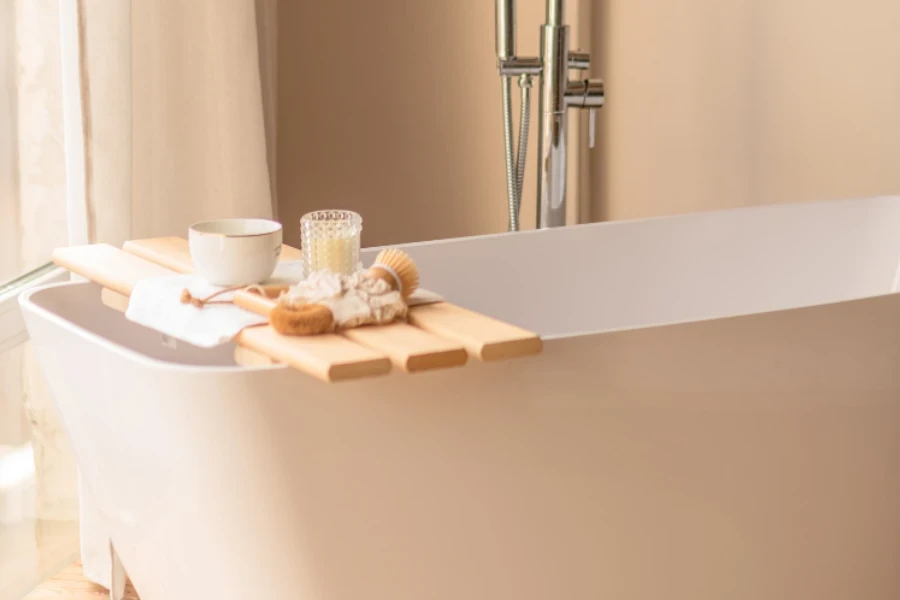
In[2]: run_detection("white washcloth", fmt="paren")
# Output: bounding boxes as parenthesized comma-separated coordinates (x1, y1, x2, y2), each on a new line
(125, 261, 305, 348)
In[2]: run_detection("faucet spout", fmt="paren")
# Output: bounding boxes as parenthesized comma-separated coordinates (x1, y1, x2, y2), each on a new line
(536, 21, 570, 229)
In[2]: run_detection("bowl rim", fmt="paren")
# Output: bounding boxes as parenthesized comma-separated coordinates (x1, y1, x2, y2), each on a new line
(189, 218, 283, 238)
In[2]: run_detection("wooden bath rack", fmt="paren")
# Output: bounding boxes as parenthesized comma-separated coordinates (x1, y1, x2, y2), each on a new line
(51, 238, 542, 382)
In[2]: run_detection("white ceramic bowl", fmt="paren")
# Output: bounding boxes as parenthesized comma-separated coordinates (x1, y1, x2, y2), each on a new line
(188, 218, 283, 286)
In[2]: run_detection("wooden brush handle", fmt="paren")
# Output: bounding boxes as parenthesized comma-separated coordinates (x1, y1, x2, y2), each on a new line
(233, 286, 284, 317)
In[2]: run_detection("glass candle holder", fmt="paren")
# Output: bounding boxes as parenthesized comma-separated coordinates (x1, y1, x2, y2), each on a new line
(300, 210, 363, 276)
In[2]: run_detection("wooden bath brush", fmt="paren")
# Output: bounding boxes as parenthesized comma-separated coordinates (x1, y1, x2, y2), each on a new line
(366, 248, 419, 299)
(270, 303, 334, 336)
(229, 285, 336, 336)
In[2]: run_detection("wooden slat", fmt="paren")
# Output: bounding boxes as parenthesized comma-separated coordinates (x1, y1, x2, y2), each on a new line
(233, 289, 468, 373)
(280, 244, 303, 262)
(100, 288, 130, 312)
(238, 326, 389, 381)
(124, 237, 301, 273)
(343, 322, 468, 372)
(232, 286, 285, 316)
(53, 244, 174, 296)
(122, 236, 194, 273)
(234, 345, 277, 366)
(408, 302, 543, 361)
(53, 244, 391, 382)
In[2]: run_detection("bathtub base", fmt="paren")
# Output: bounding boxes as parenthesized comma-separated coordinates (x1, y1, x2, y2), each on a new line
(76, 474, 112, 589)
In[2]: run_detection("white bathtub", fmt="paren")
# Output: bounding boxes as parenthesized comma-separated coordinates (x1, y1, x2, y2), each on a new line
(20, 196, 900, 600)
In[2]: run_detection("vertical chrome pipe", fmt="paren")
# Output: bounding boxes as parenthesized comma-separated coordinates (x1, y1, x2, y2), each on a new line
(536, 15, 570, 228)
(495, 0, 516, 60)
(546, 0, 565, 27)
(498, 0, 602, 230)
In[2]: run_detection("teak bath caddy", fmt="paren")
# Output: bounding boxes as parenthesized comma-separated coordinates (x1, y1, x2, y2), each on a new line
(51, 237, 542, 382)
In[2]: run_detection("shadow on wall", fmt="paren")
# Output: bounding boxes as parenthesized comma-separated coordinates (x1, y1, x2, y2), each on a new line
(277, 1, 547, 248)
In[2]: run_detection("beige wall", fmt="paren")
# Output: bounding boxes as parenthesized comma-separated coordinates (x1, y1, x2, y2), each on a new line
(592, 0, 900, 220)
(278, 1, 900, 245)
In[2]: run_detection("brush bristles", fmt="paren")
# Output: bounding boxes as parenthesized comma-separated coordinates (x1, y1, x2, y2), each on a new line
(371, 248, 419, 299)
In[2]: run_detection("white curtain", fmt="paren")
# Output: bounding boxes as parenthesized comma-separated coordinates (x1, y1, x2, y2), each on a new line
(3, 0, 277, 589)
(2, 0, 76, 535)
(68, 0, 277, 246)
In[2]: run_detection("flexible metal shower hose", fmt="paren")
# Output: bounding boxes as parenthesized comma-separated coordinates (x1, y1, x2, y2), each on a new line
(514, 75, 532, 213)
(501, 74, 532, 232)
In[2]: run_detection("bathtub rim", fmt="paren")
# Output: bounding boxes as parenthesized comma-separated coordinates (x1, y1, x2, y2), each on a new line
(364, 193, 900, 253)
(540, 288, 900, 341)
(22, 193, 900, 372)
(19, 281, 287, 375)
(22, 279, 900, 375)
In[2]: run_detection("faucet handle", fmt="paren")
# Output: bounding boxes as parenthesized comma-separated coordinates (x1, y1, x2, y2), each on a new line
(564, 78, 605, 109)
(568, 51, 590, 70)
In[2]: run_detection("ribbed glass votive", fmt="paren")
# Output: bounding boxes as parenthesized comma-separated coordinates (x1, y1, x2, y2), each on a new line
(300, 210, 363, 276)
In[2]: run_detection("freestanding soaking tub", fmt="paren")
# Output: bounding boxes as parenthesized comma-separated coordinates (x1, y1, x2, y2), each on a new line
(20, 196, 900, 600)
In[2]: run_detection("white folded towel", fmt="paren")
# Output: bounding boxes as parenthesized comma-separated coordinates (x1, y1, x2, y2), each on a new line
(125, 261, 305, 348)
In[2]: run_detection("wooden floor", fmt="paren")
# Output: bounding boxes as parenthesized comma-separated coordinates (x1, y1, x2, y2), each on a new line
(23, 562, 138, 600)
(0, 519, 79, 600)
